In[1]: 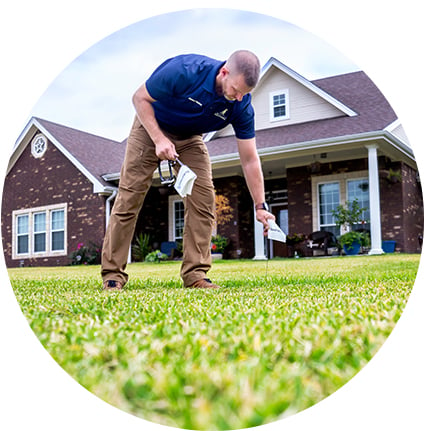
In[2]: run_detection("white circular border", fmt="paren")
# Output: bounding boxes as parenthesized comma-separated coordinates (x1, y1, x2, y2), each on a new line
(31, 133, 48, 158)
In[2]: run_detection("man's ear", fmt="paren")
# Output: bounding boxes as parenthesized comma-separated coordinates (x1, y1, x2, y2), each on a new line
(219, 65, 230, 77)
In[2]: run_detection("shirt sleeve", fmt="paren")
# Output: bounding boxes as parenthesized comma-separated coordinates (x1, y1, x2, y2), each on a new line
(145, 57, 191, 101)
(231, 98, 256, 140)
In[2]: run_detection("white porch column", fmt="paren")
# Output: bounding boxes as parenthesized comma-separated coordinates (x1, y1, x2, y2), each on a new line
(366, 145, 384, 255)
(253, 209, 267, 260)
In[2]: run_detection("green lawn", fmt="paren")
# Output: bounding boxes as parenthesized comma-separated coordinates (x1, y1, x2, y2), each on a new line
(8, 254, 419, 430)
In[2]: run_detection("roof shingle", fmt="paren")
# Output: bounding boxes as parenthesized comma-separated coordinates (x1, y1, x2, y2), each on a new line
(36, 117, 126, 186)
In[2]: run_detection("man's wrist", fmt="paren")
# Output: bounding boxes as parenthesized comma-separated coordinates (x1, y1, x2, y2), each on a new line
(255, 202, 269, 211)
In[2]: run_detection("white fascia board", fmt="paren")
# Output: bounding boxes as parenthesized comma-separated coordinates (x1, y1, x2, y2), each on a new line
(384, 119, 402, 132)
(259, 57, 357, 117)
(7, 119, 37, 172)
(210, 131, 416, 166)
(9, 117, 107, 194)
(255, 131, 415, 160)
(32, 118, 106, 193)
(384, 119, 411, 147)
(102, 172, 121, 182)
(98, 186, 118, 196)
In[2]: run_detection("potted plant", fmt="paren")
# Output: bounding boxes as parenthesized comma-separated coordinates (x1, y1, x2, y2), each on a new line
(385, 168, 402, 184)
(331, 199, 369, 255)
(338, 230, 370, 255)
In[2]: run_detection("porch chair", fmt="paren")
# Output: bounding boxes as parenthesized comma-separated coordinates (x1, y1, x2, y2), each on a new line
(160, 241, 178, 259)
(306, 231, 340, 256)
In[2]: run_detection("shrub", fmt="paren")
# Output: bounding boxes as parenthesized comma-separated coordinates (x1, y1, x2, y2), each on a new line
(211, 234, 228, 253)
(132, 233, 151, 262)
(69, 242, 100, 265)
(145, 250, 168, 263)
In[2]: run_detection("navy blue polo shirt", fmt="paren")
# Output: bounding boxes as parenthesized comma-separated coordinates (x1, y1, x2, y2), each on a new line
(145, 54, 255, 139)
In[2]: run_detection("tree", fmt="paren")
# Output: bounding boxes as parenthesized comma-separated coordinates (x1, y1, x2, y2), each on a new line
(215, 194, 234, 228)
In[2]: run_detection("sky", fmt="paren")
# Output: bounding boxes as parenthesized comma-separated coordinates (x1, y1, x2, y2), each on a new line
(31, 8, 359, 141)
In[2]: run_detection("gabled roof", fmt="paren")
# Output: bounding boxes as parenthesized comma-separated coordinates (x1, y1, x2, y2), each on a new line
(259, 57, 357, 117)
(206, 70, 405, 159)
(9, 117, 125, 193)
(8, 65, 413, 189)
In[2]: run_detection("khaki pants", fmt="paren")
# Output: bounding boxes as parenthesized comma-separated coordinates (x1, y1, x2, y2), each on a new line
(101, 116, 215, 287)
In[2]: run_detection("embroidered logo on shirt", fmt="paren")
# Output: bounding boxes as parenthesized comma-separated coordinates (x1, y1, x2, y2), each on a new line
(214, 108, 228, 120)
(188, 97, 203, 107)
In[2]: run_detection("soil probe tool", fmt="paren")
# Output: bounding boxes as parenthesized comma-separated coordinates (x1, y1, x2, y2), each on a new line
(158, 159, 179, 186)
(158, 158, 197, 198)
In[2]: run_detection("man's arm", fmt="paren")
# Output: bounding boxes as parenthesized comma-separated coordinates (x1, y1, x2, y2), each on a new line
(237, 137, 275, 233)
(132, 83, 178, 160)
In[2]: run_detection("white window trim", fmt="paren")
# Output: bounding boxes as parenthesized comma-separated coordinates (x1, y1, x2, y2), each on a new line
(311, 171, 368, 233)
(168, 195, 184, 241)
(12, 203, 67, 260)
(269, 89, 289, 122)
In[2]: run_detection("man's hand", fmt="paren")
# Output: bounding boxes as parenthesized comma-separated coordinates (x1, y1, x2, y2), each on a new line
(256, 209, 275, 235)
(133, 84, 179, 161)
(155, 136, 179, 160)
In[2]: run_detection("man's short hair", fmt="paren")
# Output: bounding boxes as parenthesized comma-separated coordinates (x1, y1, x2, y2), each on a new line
(227, 50, 261, 88)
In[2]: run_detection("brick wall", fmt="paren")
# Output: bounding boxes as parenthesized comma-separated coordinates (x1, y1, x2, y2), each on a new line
(380, 160, 423, 252)
(286, 157, 422, 253)
(2, 136, 106, 267)
(214, 176, 253, 258)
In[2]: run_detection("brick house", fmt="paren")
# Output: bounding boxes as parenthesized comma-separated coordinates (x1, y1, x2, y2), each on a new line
(2, 57, 422, 267)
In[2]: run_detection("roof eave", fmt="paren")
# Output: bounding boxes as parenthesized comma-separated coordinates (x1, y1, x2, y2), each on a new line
(210, 130, 416, 166)
(8, 117, 106, 194)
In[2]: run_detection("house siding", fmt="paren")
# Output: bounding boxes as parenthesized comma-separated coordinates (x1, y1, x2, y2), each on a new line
(401, 164, 424, 252)
(213, 66, 345, 139)
(288, 158, 370, 236)
(379, 160, 423, 253)
(2, 136, 106, 267)
(253, 66, 344, 131)
(284, 157, 422, 253)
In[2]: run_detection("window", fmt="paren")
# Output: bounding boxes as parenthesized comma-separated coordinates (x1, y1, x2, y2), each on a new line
(318, 182, 340, 236)
(312, 172, 370, 236)
(31, 133, 48, 158)
(168, 196, 185, 241)
(33, 212, 46, 253)
(12, 204, 67, 259)
(16, 215, 29, 255)
(51, 210, 65, 251)
(174, 201, 185, 240)
(270, 89, 289, 121)
(347, 179, 370, 231)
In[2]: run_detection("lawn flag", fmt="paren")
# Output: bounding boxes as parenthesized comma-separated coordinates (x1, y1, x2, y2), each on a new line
(174, 160, 197, 197)
(267, 219, 286, 243)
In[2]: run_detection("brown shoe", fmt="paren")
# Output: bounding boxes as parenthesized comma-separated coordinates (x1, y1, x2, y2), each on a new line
(102, 280, 123, 291)
(187, 278, 221, 289)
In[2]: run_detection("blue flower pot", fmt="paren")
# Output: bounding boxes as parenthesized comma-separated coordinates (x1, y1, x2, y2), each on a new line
(382, 240, 396, 253)
(343, 241, 361, 255)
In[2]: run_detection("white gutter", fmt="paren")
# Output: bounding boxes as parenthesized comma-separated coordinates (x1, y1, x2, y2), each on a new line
(100, 131, 416, 182)
(209, 130, 416, 166)
(104, 187, 118, 230)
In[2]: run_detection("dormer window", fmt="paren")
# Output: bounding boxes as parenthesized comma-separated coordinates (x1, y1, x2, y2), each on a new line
(270, 89, 289, 122)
